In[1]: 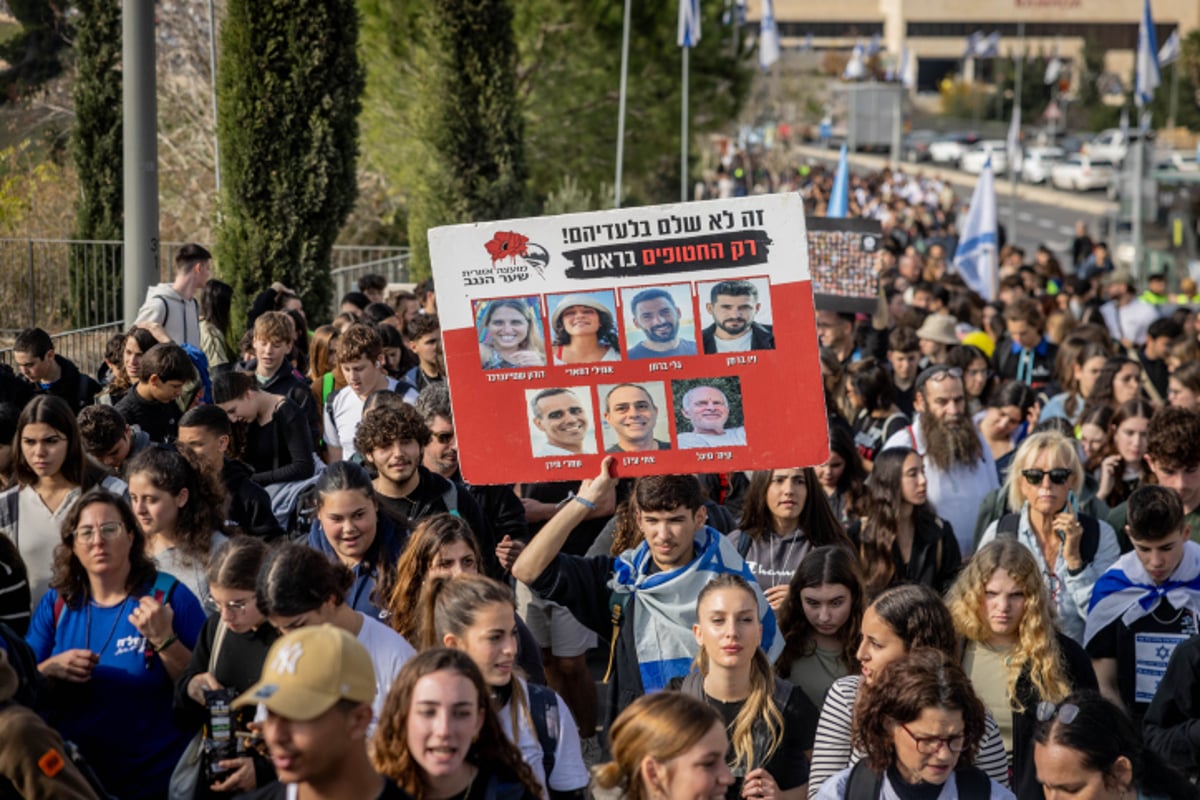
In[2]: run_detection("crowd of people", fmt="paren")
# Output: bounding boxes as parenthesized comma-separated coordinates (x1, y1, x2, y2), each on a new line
(0, 220, 1199, 800)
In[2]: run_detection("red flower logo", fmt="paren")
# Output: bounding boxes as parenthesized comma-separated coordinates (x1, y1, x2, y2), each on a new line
(485, 231, 530, 265)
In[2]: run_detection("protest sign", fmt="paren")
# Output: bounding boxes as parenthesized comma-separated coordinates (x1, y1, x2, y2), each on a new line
(808, 217, 883, 314)
(428, 194, 827, 484)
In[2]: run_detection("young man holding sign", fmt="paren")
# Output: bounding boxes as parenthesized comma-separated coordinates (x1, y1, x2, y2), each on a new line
(511, 460, 779, 726)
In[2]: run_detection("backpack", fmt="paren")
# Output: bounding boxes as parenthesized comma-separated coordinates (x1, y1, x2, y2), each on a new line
(996, 512, 1100, 565)
(0, 623, 43, 709)
(844, 759, 991, 799)
(525, 682, 561, 784)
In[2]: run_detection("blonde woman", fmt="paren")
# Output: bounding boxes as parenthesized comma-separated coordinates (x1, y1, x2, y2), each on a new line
(671, 573, 816, 800)
(947, 539, 1098, 799)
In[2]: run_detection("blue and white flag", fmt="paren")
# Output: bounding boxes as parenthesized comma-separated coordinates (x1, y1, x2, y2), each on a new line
(953, 158, 998, 300)
(828, 144, 849, 218)
(843, 41, 865, 80)
(678, 0, 701, 48)
(1136, 0, 1161, 107)
(964, 31, 983, 59)
(758, 0, 780, 70)
(978, 31, 1001, 58)
(866, 32, 882, 56)
(899, 46, 915, 89)
(1044, 57, 1061, 85)
(1159, 28, 1181, 67)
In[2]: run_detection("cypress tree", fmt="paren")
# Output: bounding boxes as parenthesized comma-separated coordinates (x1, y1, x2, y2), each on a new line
(216, 0, 364, 324)
(70, 0, 123, 326)
(406, 0, 530, 278)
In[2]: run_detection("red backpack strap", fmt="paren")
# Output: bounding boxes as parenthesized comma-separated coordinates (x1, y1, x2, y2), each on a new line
(53, 594, 65, 628)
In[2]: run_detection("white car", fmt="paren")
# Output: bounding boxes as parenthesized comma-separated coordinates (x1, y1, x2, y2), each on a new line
(1019, 146, 1065, 184)
(1051, 155, 1116, 191)
(928, 133, 976, 165)
(959, 140, 1009, 175)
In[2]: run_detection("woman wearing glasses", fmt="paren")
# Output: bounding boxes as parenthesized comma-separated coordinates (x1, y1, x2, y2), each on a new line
(176, 537, 279, 797)
(26, 489, 207, 800)
(978, 432, 1120, 644)
(1034, 692, 1198, 800)
(947, 540, 1098, 800)
(814, 648, 1015, 799)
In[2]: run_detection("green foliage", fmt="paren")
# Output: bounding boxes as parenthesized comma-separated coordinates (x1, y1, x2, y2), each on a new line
(0, 0, 70, 100)
(405, 0, 530, 277)
(216, 0, 364, 325)
(1078, 37, 1106, 111)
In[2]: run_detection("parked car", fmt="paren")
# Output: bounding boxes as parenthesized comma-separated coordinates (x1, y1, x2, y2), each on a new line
(1082, 128, 1152, 166)
(929, 132, 979, 165)
(901, 130, 939, 163)
(959, 140, 1009, 174)
(1019, 146, 1066, 184)
(1051, 154, 1117, 191)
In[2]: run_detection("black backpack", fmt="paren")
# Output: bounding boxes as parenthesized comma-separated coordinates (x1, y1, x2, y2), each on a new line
(526, 682, 561, 784)
(844, 760, 991, 799)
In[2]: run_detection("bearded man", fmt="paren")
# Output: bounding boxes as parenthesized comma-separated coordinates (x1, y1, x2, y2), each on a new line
(882, 364, 999, 557)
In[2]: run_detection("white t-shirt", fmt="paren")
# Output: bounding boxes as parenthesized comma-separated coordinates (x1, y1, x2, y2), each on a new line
(678, 427, 748, 449)
(323, 378, 402, 459)
(498, 677, 588, 794)
(713, 330, 753, 353)
(357, 612, 416, 728)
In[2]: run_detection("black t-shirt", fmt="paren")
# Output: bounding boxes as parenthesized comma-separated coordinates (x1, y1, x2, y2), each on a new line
(114, 389, 180, 443)
(523, 481, 610, 556)
(1086, 598, 1200, 719)
(235, 777, 412, 799)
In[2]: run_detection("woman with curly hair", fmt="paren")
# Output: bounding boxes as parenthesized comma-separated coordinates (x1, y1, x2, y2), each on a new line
(814, 649, 1015, 799)
(808, 585, 1010, 797)
(729, 468, 852, 611)
(947, 539, 1098, 799)
(776, 547, 866, 709)
(594, 691, 733, 800)
(851, 447, 961, 598)
(815, 426, 867, 528)
(550, 293, 621, 365)
(125, 443, 228, 602)
(373, 648, 542, 800)
(672, 573, 816, 800)
(386, 513, 545, 683)
(1081, 356, 1142, 415)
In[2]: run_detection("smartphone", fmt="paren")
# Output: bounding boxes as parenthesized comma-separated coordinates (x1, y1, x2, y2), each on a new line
(1056, 491, 1078, 543)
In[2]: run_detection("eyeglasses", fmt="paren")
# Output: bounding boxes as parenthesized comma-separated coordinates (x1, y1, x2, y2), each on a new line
(1036, 701, 1080, 724)
(205, 595, 254, 614)
(73, 522, 125, 543)
(899, 723, 966, 754)
(915, 366, 963, 391)
(431, 432, 455, 445)
(1022, 468, 1073, 486)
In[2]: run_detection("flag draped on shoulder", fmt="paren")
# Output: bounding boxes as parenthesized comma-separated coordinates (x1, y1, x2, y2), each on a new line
(678, 0, 701, 48)
(953, 159, 998, 300)
(1136, 0, 1161, 107)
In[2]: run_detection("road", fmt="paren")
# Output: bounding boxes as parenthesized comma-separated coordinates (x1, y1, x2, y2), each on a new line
(790, 143, 1116, 270)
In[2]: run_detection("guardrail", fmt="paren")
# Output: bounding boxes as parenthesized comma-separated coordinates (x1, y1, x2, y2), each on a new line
(0, 321, 125, 378)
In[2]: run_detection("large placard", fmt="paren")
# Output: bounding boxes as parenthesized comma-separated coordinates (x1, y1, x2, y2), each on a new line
(428, 195, 827, 484)
(808, 216, 883, 314)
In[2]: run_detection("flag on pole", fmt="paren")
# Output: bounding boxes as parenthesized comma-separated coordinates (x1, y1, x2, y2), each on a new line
(1136, 0, 1160, 107)
(1044, 57, 1061, 85)
(1006, 104, 1022, 170)
(900, 45, 915, 90)
(828, 144, 850, 218)
(843, 41, 865, 80)
(979, 32, 1001, 58)
(866, 33, 881, 56)
(1119, 106, 1130, 141)
(759, 0, 780, 70)
(678, 0, 701, 47)
(964, 32, 983, 59)
(1159, 28, 1180, 67)
(953, 158, 998, 300)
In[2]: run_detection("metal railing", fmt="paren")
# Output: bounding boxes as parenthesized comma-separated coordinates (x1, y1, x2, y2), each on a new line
(0, 239, 409, 334)
(0, 321, 125, 378)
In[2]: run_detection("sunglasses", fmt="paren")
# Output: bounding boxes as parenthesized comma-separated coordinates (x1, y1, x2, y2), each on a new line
(1036, 701, 1080, 724)
(1021, 468, 1073, 486)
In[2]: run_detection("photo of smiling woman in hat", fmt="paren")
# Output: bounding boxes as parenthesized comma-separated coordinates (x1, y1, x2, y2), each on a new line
(547, 290, 622, 365)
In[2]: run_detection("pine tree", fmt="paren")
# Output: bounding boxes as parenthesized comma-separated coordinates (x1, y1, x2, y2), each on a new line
(406, 0, 530, 277)
(70, 0, 123, 326)
(216, 0, 364, 324)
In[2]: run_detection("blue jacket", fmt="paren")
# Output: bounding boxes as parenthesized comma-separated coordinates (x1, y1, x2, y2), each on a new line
(306, 513, 407, 619)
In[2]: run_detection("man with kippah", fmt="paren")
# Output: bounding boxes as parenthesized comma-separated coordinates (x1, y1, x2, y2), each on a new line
(233, 625, 411, 799)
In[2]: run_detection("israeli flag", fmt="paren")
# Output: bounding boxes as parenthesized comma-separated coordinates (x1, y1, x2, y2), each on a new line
(978, 32, 1001, 58)
(964, 32, 983, 59)
(843, 41, 865, 80)
(828, 144, 850, 218)
(1136, 0, 1161, 107)
(900, 46, 915, 90)
(1044, 57, 1061, 85)
(866, 33, 882, 56)
(759, 0, 780, 70)
(953, 158, 998, 300)
(1159, 29, 1181, 67)
(678, 0, 701, 48)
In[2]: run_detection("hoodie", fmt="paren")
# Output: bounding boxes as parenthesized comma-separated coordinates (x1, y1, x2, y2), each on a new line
(30, 355, 98, 413)
(135, 283, 201, 348)
(221, 458, 285, 542)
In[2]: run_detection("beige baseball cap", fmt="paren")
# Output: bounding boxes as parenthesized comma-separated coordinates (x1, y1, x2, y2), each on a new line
(233, 624, 375, 721)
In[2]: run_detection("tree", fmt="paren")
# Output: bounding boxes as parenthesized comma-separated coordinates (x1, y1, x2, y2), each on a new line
(216, 0, 364, 324)
(0, 0, 71, 100)
(405, 0, 530, 277)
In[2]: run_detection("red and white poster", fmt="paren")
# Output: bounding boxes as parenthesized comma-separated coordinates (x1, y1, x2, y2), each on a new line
(428, 194, 828, 485)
